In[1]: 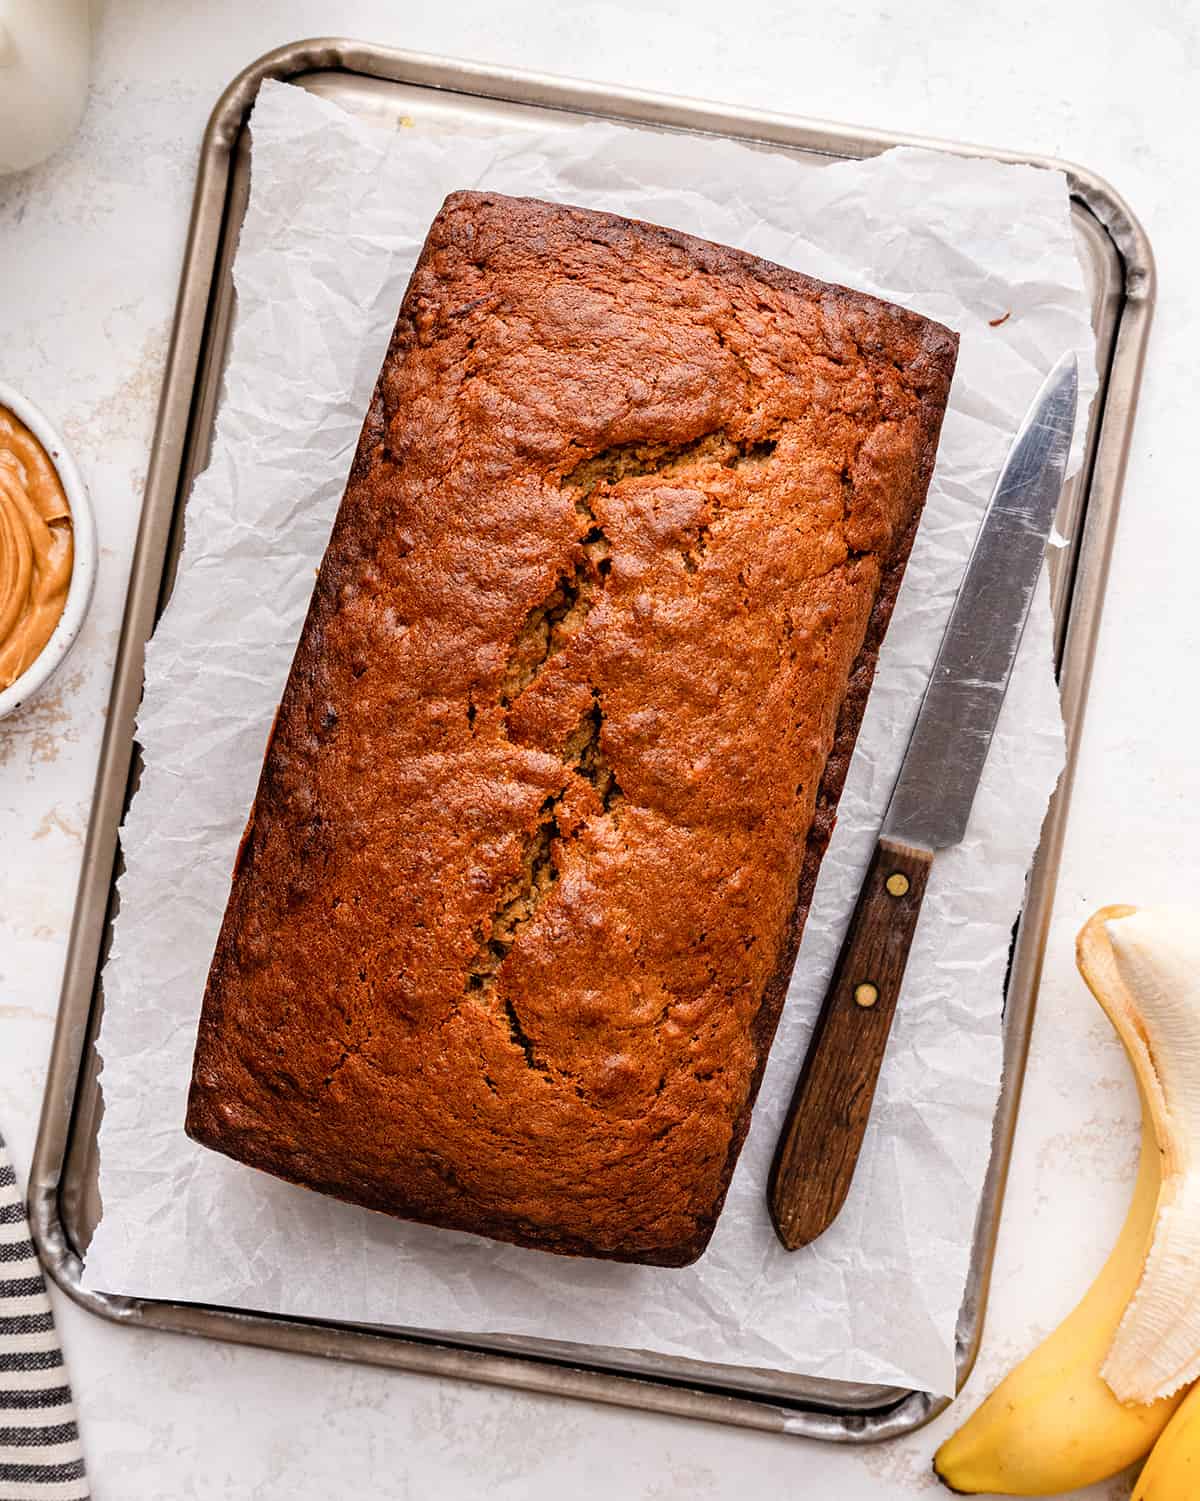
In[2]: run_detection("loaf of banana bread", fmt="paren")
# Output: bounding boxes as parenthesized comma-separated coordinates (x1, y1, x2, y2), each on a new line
(186, 191, 957, 1265)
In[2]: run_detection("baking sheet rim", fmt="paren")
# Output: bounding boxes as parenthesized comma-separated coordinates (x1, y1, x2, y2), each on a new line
(28, 35, 1155, 1444)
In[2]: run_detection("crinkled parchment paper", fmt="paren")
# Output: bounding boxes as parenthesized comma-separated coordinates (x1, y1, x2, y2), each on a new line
(85, 80, 1097, 1396)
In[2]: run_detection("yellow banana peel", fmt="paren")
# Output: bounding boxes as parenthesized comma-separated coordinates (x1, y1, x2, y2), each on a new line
(933, 907, 1188, 1494)
(1085, 906, 1200, 1404)
(1134, 1379, 1200, 1499)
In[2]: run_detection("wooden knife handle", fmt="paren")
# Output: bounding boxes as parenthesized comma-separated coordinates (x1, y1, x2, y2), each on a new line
(768, 835, 934, 1251)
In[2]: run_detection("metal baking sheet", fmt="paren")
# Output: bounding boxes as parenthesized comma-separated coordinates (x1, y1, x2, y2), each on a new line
(29, 37, 1154, 1442)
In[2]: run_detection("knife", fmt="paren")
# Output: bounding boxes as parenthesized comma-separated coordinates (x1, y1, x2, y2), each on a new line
(768, 351, 1079, 1252)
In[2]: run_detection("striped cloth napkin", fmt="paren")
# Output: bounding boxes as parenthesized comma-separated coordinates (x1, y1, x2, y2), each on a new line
(0, 1133, 87, 1501)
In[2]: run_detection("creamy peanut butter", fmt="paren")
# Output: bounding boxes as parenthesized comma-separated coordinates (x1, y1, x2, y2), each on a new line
(0, 406, 74, 690)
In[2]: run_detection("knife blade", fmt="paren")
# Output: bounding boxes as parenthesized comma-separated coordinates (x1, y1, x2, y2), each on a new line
(768, 351, 1078, 1252)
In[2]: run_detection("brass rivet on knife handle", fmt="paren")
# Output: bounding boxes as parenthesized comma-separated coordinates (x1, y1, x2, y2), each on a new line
(767, 836, 934, 1251)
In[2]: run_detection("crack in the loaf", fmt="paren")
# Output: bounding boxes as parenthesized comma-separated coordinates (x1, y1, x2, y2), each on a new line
(465, 791, 564, 999)
(462, 786, 566, 1080)
(500, 510, 612, 707)
(562, 430, 777, 498)
(568, 430, 777, 584)
(501, 432, 779, 706)
(561, 697, 623, 811)
(464, 698, 623, 1079)
(501, 994, 549, 1077)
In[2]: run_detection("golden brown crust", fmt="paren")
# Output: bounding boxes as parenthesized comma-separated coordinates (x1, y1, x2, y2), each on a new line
(186, 192, 958, 1265)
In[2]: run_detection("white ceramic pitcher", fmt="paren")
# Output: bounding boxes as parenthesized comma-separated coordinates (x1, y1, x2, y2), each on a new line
(0, 0, 90, 174)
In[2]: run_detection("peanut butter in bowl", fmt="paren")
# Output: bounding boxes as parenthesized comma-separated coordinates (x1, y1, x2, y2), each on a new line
(0, 405, 74, 691)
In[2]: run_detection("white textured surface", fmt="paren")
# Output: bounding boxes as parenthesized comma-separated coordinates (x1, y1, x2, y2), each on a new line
(0, 1, 1194, 1495)
(85, 80, 1085, 1398)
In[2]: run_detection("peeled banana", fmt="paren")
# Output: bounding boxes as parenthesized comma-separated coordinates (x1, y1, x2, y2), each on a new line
(932, 905, 1186, 1494)
(933, 1105, 1181, 1491)
(1087, 907, 1200, 1405)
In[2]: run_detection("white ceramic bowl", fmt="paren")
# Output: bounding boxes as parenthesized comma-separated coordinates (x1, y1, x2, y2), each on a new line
(0, 380, 96, 720)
